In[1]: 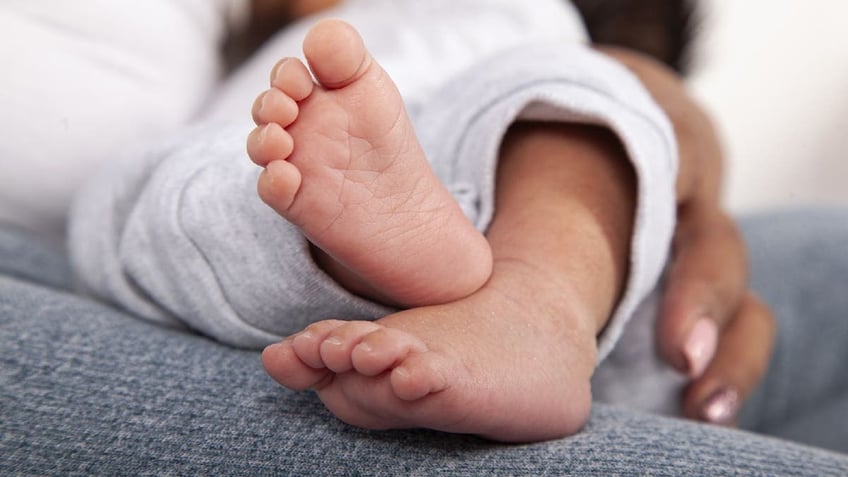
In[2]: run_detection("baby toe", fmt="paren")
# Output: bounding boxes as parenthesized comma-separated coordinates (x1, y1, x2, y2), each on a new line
(291, 319, 347, 369)
(262, 340, 332, 391)
(390, 353, 449, 401)
(247, 123, 293, 166)
(351, 328, 428, 377)
(271, 57, 314, 101)
(252, 88, 299, 127)
(319, 321, 382, 373)
(302, 19, 370, 89)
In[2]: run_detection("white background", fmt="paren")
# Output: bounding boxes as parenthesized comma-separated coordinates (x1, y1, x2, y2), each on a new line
(689, 0, 848, 212)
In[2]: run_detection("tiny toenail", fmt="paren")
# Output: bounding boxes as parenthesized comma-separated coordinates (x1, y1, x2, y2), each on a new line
(324, 337, 343, 347)
(259, 92, 271, 116)
(257, 124, 269, 141)
(264, 342, 284, 351)
(272, 58, 289, 83)
(393, 366, 410, 379)
(292, 330, 313, 343)
(355, 342, 373, 354)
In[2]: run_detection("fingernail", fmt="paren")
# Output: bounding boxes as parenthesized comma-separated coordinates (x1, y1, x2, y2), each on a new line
(683, 317, 718, 378)
(701, 386, 741, 425)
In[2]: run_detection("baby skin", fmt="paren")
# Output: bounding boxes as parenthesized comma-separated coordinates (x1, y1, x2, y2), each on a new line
(247, 19, 491, 308)
(250, 20, 636, 442)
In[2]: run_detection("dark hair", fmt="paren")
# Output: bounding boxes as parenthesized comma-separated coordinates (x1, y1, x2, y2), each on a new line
(570, 0, 698, 75)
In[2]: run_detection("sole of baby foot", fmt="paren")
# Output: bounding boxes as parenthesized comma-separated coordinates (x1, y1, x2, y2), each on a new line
(246, 19, 491, 308)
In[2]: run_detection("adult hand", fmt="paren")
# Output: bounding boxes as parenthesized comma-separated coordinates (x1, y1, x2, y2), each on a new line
(599, 46, 776, 425)
(662, 201, 774, 425)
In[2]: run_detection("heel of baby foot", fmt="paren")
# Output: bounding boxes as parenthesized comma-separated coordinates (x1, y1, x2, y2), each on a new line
(399, 227, 493, 307)
(445, 233, 493, 301)
(482, 383, 592, 443)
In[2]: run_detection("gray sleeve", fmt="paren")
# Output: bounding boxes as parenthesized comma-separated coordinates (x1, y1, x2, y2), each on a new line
(68, 122, 391, 349)
(411, 42, 678, 362)
(69, 42, 675, 359)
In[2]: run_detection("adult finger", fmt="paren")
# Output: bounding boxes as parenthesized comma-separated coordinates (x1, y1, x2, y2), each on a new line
(657, 204, 748, 377)
(682, 293, 776, 424)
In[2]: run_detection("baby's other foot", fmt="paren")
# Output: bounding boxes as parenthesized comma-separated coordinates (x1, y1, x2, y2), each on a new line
(262, 263, 597, 443)
(247, 19, 491, 307)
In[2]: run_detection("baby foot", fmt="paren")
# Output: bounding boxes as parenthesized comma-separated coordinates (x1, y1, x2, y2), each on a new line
(247, 19, 491, 307)
(262, 263, 598, 443)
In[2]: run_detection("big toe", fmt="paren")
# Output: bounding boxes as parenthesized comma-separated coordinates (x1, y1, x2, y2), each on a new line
(302, 19, 370, 89)
(262, 341, 331, 391)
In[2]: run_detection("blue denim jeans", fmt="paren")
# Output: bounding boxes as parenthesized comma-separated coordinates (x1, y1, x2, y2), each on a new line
(2, 209, 847, 475)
